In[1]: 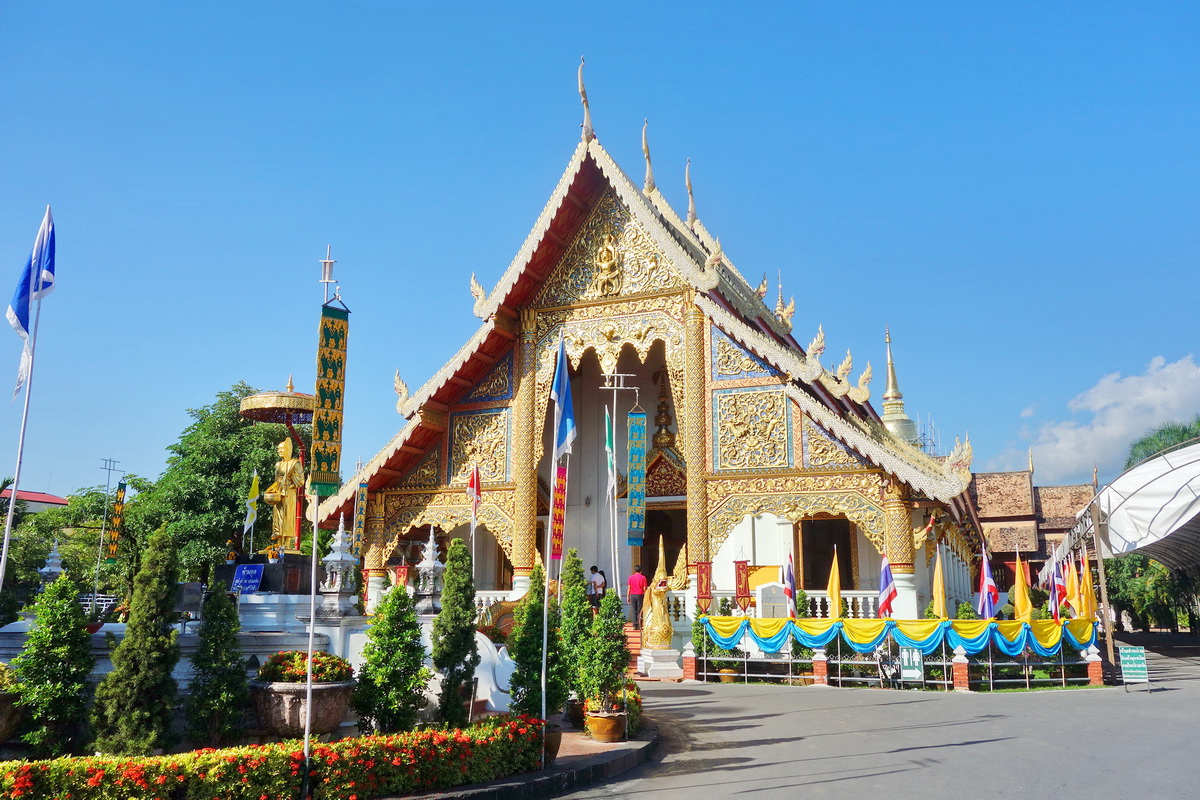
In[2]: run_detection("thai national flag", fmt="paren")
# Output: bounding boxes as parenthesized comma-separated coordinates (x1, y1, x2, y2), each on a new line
(1049, 559, 1066, 624)
(977, 548, 999, 618)
(878, 556, 898, 618)
(466, 463, 481, 516)
(783, 551, 798, 618)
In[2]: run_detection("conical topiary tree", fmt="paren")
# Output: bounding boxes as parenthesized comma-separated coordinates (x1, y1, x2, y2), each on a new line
(184, 581, 248, 747)
(431, 538, 479, 727)
(13, 575, 96, 756)
(577, 589, 629, 713)
(353, 584, 430, 733)
(91, 530, 181, 755)
(558, 548, 589, 699)
(507, 565, 569, 720)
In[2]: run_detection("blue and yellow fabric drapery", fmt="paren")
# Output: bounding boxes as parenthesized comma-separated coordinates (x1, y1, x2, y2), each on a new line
(701, 616, 1097, 657)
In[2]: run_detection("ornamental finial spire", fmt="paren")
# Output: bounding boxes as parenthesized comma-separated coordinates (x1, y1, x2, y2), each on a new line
(685, 158, 696, 226)
(881, 325, 917, 443)
(642, 118, 655, 193)
(578, 56, 594, 142)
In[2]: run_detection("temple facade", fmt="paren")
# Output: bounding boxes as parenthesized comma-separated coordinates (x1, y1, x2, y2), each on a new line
(320, 109, 985, 636)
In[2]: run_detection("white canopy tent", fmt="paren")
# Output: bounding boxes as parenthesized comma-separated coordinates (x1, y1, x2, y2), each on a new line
(1043, 440, 1200, 581)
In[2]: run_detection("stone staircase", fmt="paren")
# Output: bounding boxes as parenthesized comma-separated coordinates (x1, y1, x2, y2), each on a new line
(625, 623, 641, 674)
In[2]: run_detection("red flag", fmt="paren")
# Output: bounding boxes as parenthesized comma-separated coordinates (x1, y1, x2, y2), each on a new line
(734, 560, 751, 612)
(550, 464, 567, 560)
(696, 561, 713, 613)
(466, 463, 481, 516)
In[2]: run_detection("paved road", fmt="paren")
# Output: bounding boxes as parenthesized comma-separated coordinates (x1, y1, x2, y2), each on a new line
(561, 640, 1198, 799)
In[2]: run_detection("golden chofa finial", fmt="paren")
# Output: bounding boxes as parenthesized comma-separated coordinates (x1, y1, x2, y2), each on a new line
(286, 374, 294, 393)
(642, 118, 655, 193)
(1028, 447, 1035, 474)
(578, 56, 594, 142)
(685, 158, 696, 226)
(756, 274, 768, 299)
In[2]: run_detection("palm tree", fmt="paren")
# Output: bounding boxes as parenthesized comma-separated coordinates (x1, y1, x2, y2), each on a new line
(0, 477, 28, 530)
(1124, 414, 1200, 469)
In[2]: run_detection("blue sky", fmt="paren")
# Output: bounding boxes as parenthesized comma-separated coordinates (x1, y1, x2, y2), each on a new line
(1, 2, 1197, 497)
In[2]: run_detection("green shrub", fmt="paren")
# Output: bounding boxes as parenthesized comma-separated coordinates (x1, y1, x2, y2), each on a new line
(577, 589, 628, 712)
(0, 715, 544, 799)
(0, 662, 17, 693)
(558, 548, 590, 698)
(353, 585, 429, 734)
(956, 601, 980, 620)
(432, 539, 479, 727)
(257, 650, 354, 683)
(13, 575, 96, 756)
(92, 530, 181, 755)
(184, 582, 249, 747)
(507, 565, 569, 719)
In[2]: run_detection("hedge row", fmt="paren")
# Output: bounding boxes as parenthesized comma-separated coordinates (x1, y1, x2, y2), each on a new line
(0, 715, 543, 800)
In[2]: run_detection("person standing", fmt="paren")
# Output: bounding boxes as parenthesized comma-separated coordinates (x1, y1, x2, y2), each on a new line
(588, 565, 605, 612)
(626, 565, 648, 630)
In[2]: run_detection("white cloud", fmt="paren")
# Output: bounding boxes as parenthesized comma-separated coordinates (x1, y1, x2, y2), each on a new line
(1030, 356, 1200, 484)
(1019, 405, 1037, 419)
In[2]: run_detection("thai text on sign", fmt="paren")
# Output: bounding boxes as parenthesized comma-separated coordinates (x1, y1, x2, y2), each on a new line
(627, 410, 646, 545)
(550, 464, 567, 560)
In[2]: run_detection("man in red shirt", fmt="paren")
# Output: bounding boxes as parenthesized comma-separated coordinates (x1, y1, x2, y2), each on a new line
(626, 565, 648, 630)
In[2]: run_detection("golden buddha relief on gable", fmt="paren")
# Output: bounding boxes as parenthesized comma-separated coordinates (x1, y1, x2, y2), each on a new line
(535, 189, 686, 308)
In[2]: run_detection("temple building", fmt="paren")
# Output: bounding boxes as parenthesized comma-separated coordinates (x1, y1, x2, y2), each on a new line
(319, 82, 986, 641)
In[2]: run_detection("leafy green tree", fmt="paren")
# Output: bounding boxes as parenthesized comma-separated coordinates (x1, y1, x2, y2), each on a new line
(577, 589, 629, 711)
(558, 549, 589, 698)
(353, 585, 430, 733)
(431, 538, 479, 727)
(507, 565, 569, 719)
(12, 575, 96, 756)
(136, 382, 303, 581)
(184, 582, 249, 747)
(1124, 414, 1200, 469)
(91, 530, 181, 755)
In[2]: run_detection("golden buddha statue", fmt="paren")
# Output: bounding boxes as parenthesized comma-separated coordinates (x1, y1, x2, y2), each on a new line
(262, 437, 305, 554)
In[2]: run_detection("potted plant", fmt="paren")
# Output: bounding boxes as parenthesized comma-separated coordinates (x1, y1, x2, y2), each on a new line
(506, 566, 569, 763)
(0, 661, 21, 743)
(559, 549, 590, 729)
(250, 650, 355, 738)
(577, 590, 630, 742)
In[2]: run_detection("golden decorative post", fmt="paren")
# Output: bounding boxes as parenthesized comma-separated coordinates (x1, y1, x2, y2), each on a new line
(510, 309, 539, 595)
(883, 478, 919, 618)
(683, 297, 709, 566)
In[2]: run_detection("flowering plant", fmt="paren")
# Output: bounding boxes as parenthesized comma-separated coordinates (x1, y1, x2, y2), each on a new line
(583, 681, 641, 730)
(256, 650, 354, 683)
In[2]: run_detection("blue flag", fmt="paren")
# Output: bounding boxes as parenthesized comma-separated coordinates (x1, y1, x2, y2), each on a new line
(7, 206, 55, 396)
(550, 333, 576, 460)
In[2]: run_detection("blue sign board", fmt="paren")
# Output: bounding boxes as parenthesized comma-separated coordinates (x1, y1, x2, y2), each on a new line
(231, 564, 265, 594)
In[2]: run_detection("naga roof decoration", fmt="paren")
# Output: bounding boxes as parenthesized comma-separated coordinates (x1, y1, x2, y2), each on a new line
(319, 132, 974, 523)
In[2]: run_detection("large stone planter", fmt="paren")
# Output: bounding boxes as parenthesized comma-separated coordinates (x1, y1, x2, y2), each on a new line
(0, 692, 22, 743)
(249, 680, 355, 738)
(584, 712, 627, 743)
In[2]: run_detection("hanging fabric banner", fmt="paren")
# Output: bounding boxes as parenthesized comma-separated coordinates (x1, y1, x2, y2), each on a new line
(696, 561, 713, 613)
(311, 302, 350, 497)
(392, 564, 410, 588)
(734, 559, 751, 612)
(351, 481, 368, 557)
(627, 409, 647, 545)
(550, 464, 567, 560)
(104, 481, 127, 563)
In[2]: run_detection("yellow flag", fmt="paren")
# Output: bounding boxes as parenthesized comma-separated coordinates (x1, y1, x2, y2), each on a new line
(1013, 552, 1033, 623)
(243, 470, 259, 534)
(1065, 557, 1081, 616)
(1080, 550, 1097, 619)
(932, 546, 947, 619)
(827, 546, 842, 619)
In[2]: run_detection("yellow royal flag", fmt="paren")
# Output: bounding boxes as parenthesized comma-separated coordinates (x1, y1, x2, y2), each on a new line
(243, 470, 260, 534)
(1066, 557, 1082, 616)
(1013, 552, 1033, 623)
(1080, 550, 1097, 619)
(827, 546, 842, 619)
(932, 546, 948, 619)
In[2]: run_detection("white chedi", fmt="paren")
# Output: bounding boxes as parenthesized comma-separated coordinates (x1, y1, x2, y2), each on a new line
(320, 514, 359, 593)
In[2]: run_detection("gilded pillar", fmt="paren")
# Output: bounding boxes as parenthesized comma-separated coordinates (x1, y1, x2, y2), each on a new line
(510, 309, 538, 594)
(883, 478, 919, 618)
(683, 297, 709, 565)
(363, 495, 389, 612)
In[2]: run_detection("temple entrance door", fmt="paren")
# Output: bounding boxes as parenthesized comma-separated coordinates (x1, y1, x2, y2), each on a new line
(641, 507, 686, 581)
(800, 518, 853, 590)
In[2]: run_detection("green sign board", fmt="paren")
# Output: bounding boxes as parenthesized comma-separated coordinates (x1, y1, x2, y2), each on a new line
(1118, 646, 1149, 684)
(899, 647, 924, 682)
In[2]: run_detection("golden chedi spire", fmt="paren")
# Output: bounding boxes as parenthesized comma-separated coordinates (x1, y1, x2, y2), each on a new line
(881, 326, 918, 444)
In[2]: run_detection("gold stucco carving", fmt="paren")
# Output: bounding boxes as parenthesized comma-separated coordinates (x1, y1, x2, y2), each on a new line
(707, 491, 886, 557)
(714, 335, 764, 377)
(646, 452, 686, 497)
(466, 359, 511, 401)
(400, 448, 441, 489)
(448, 410, 508, 485)
(804, 419, 860, 469)
(380, 488, 516, 563)
(683, 300, 709, 563)
(535, 189, 685, 308)
(715, 389, 789, 471)
(512, 315, 538, 573)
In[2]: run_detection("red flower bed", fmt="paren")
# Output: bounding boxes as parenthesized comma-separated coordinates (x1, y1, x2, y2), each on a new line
(0, 715, 543, 799)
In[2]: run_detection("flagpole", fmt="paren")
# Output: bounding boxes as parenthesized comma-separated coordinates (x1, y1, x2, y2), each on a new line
(539, 455, 560, 768)
(0, 295, 45, 597)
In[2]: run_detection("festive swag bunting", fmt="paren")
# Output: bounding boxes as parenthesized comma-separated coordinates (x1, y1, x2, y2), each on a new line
(626, 409, 647, 546)
(311, 304, 349, 497)
(352, 481, 368, 557)
(103, 481, 127, 563)
(550, 464, 567, 560)
(734, 560, 751, 612)
(696, 561, 713, 613)
(700, 616, 1098, 657)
